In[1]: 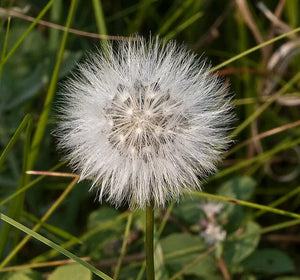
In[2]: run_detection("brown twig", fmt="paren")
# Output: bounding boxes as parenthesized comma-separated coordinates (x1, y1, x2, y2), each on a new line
(263, 0, 287, 62)
(235, 0, 268, 62)
(26, 170, 79, 178)
(257, 2, 293, 34)
(263, 234, 300, 243)
(226, 119, 300, 156)
(0, 7, 131, 40)
(217, 256, 231, 280)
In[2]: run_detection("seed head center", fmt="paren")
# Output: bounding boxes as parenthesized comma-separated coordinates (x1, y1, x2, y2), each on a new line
(105, 81, 187, 159)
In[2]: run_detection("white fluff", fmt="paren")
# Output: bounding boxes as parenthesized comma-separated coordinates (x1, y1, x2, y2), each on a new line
(56, 37, 234, 209)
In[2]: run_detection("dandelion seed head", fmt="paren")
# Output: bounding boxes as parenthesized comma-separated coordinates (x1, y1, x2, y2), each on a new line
(56, 36, 234, 209)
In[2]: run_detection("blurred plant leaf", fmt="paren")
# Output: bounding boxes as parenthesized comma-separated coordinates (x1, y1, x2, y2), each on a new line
(172, 196, 202, 225)
(240, 249, 295, 275)
(48, 263, 92, 280)
(275, 277, 300, 280)
(87, 207, 119, 230)
(217, 176, 256, 232)
(223, 221, 260, 267)
(0, 269, 43, 280)
(217, 176, 256, 201)
(154, 242, 169, 280)
(82, 207, 124, 260)
(5, 273, 31, 280)
(0, 25, 82, 114)
(161, 233, 218, 278)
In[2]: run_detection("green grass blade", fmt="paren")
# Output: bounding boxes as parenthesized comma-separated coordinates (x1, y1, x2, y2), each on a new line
(191, 191, 300, 219)
(49, 0, 62, 51)
(212, 137, 300, 180)
(254, 185, 300, 218)
(261, 219, 300, 234)
(231, 71, 300, 137)
(23, 211, 82, 244)
(0, 0, 55, 66)
(131, 0, 152, 33)
(157, 0, 193, 35)
(164, 12, 202, 40)
(0, 114, 33, 258)
(0, 16, 10, 85)
(28, 0, 77, 169)
(0, 114, 31, 169)
(30, 211, 129, 263)
(211, 26, 300, 72)
(92, 0, 108, 50)
(113, 212, 133, 280)
(0, 177, 78, 268)
(0, 160, 67, 208)
(0, 213, 113, 280)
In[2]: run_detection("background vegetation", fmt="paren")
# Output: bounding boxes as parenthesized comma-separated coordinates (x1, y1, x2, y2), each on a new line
(0, 0, 300, 279)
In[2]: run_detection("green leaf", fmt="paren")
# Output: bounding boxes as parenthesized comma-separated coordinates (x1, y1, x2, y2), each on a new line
(48, 263, 92, 280)
(0, 270, 43, 280)
(275, 278, 300, 280)
(241, 249, 295, 274)
(172, 196, 202, 225)
(217, 176, 256, 201)
(87, 207, 120, 230)
(161, 233, 218, 278)
(217, 176, 256, 232)
(83, 207, 124, 260)
(223, 221, 260, 266)
(4, 273, 31, 280)
(154, 242, 169, 280)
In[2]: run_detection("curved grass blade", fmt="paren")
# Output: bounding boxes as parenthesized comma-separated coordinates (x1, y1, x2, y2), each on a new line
(0, 213, 113, 280)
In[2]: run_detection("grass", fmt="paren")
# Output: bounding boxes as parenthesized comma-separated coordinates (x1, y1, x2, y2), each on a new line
(0, 1, 300, 279)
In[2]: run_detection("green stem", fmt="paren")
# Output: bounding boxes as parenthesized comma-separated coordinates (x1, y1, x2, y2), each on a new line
(191, 191, 300, 219)
(137, 202, 174, 280)
(113, 211, 133, 280)
(146, 201, 155, 280)
(210, 25, 300, 72)
(92, 0, 109, 51)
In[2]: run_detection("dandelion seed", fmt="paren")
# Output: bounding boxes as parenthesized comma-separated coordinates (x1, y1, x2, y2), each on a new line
(56, 36, 234, 209)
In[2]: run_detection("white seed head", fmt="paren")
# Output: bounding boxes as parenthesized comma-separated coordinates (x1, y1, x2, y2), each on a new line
(56, 36, 234, 209)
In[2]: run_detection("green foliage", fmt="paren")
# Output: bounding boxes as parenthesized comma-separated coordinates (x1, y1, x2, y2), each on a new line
(240, 249, 295, 275)
(161, 233, 218, 278)
(48, 263, 91, 280)
(223, 221, 261, 266)
(1, 269, 43, 280)
(217, 176, 256, 232)
(0, 0, 300, 279)
(82, 207, 125, 260)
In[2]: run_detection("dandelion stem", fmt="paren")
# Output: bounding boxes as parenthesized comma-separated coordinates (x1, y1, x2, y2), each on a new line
(146, 201, 155, 280)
